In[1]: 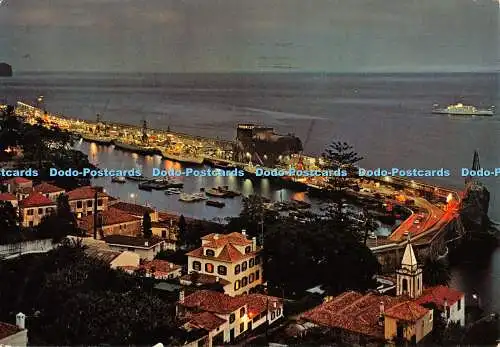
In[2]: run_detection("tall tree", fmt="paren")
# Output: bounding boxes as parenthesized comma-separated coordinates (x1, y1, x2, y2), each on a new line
(322, 141, 363, 192)
(0, 201, 20, 244)
(143, 212, 152, 238)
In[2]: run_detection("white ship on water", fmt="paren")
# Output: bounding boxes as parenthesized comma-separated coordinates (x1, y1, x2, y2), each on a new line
(432, 103, 495, 116)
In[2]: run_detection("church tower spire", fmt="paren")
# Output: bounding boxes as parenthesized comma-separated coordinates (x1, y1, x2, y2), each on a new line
(396, 232, 423, 298)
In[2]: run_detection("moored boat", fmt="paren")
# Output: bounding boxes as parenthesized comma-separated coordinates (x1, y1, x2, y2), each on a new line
(81, 133, 114, 145)
(161, 150, 204, 165)
(111, 176, 126, 183)
(205, 188, 227, 198)
(165, 188, 182, 195)
(206, 200, 225, 208)
(113, 141, 161, 155)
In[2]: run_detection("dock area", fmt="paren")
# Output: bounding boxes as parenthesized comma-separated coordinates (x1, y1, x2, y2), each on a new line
(12, 101, 463, 249)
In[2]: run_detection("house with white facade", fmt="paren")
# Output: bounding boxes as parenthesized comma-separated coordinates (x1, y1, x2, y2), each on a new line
(185, 232, 263, 296)
(177, 290, 283, 347)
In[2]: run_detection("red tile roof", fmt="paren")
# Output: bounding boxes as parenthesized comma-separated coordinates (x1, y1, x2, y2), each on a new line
(19, 192, 56, 208)
(414, 285, 464, 310)
(5, 177, 32, 185)
(181, 290, 246, 314)
(141, 259, 182, 277)
(67, 186, 108, 200)
(202, 232, 252, 247)
(79, 208, 140, 233)
(111, 201, 154, 217)
(0, 193, 17, 201)
(302, 291, 410, 339)
(186, 232, 257, 263)
(240, 294, 282, 317)
(186, 312, 227, 331)
(0, 322, 20, 340)
(33, 182, 64, 194)
(384, 301, 429, 322)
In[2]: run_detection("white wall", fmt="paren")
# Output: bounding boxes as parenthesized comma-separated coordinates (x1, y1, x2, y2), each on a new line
(445, 297, 465, 327)
(0, 239, 55, 259)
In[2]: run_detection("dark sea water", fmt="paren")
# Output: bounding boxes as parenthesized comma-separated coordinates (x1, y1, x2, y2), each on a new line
(0, 72, 498, 314)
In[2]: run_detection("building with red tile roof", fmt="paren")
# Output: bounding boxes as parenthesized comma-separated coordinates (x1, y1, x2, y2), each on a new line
(110, 201, 158, 221)
(18, 193, 57, 227)
(177, 290, 283, 346)
(186, 231, 263, 297)
(414, 285, 465, 326)
(78, 208, 141, 239)
(122, 259, 182, 280)
(33, 182, 65, 201)
(0, 192, 18, 208)
(66, 186, 110, 218)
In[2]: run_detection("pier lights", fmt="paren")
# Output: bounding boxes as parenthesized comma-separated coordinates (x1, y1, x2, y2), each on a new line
(130, 193, 137, 204)
(384, 176, 391, 182)
(446, 193, 453, 204)
(411, 180, 417, 188)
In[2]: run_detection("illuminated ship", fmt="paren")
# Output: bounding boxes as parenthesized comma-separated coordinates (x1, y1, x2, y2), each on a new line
(432, 103, 494, 116)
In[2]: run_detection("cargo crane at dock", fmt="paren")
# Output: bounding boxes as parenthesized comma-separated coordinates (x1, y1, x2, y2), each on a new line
(296, 119, 316, 170)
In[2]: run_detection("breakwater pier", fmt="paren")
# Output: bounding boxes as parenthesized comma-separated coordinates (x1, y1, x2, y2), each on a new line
(12, 101, 476, 270)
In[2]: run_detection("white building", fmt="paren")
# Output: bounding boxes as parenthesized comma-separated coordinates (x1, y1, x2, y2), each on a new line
(415, 285, 465, 327)
(104, 235, 166, 260)
(185, 232, 263, 296)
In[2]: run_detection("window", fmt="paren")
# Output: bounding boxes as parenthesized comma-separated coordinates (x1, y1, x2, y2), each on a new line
(446, 307, 450, 318)
(240, 322, 245, 333)
(249, 258, 255, 268)
(240, 307, 246, 317)
(429, 311, 433, 322)
(255, 256, 260, 265)
(242, 277, 248, 287)
(277, 308, 281, 316)
(255, 270, 260, 280)
(234, 280, 240, 291)
(217, 265, 227, 275)
(242, 261, 247, 271)
(402, 278, 408, 292)
(271, 312, 276, 320)
(229, 313, 236, 324)
(457, 298, 461, 311)
(205, 263, 214, 273)
(37, 208, 43, 215)
(77, 201, 82, 208)
(205, 249, 215, 257)
(27, 209, 34, 216)
(87, 200, 93, 207)
(249, 274, 255, 283)
(45, 208, 51, 213)
(193, 261, 201, 271)
(29, 221, 33, 227)
(235, 265, 241, 275)
(245, 246, 251, 254)
(161, 230, 167, 238)
(45, 194, 49, 198)
(97, 199, 103, 206)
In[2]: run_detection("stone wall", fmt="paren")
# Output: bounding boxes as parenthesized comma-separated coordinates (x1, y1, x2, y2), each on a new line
(0, 239, 55, 259)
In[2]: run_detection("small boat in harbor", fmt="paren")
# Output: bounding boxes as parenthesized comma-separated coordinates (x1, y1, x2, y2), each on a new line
(206, 200, 225, 208)
(111, 176, 126, 183)
(432, 103, 495, 116)
(205, 188, 227, 198)
(165, 188, 181, 195)
(179, 192, 206, 202)
(205, 158, 237, 170)
(126, 175, 149, 182)
(216, 186, 241, 197)
(80, 133, 114, 145)
(166, 179, 184, 188)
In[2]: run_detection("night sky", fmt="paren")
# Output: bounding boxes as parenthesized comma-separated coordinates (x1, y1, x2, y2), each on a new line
(0, 0, 498, 72)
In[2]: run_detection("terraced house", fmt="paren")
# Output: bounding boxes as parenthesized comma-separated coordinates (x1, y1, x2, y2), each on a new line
(66, 186, 110, 218)
(185, 232, 263, 296)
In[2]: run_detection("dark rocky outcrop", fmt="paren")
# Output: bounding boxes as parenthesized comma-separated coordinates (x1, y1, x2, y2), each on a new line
(0, 63, 13, 77)
(460, 181, 497, 236)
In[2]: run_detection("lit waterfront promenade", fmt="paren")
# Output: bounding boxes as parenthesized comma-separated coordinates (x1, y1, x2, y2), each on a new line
(12, 101, 462, 246)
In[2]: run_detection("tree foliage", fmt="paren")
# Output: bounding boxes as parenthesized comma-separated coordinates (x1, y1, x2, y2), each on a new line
(0, 201, 20, 244)
(264, 217, 379, 296)
(322, 140, 363, 192)
(423, 257, 451, 286)
(0, 240, 178, 345)
(37, 194, 80, 242)
(143, 212, 152, 238)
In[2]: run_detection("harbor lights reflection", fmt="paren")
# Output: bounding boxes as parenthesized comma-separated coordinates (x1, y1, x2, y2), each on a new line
(242, 179, 254, 196)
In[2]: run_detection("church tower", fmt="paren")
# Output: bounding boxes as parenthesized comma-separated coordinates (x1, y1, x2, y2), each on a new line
(396, 233, 423, 298)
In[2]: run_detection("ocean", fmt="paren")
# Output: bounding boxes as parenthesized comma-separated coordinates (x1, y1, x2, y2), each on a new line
(1, 71, 499, 313)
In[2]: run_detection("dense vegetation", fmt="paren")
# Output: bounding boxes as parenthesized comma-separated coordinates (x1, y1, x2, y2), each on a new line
(0, 240, 179, 345)
(0, 104, 93, 189)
